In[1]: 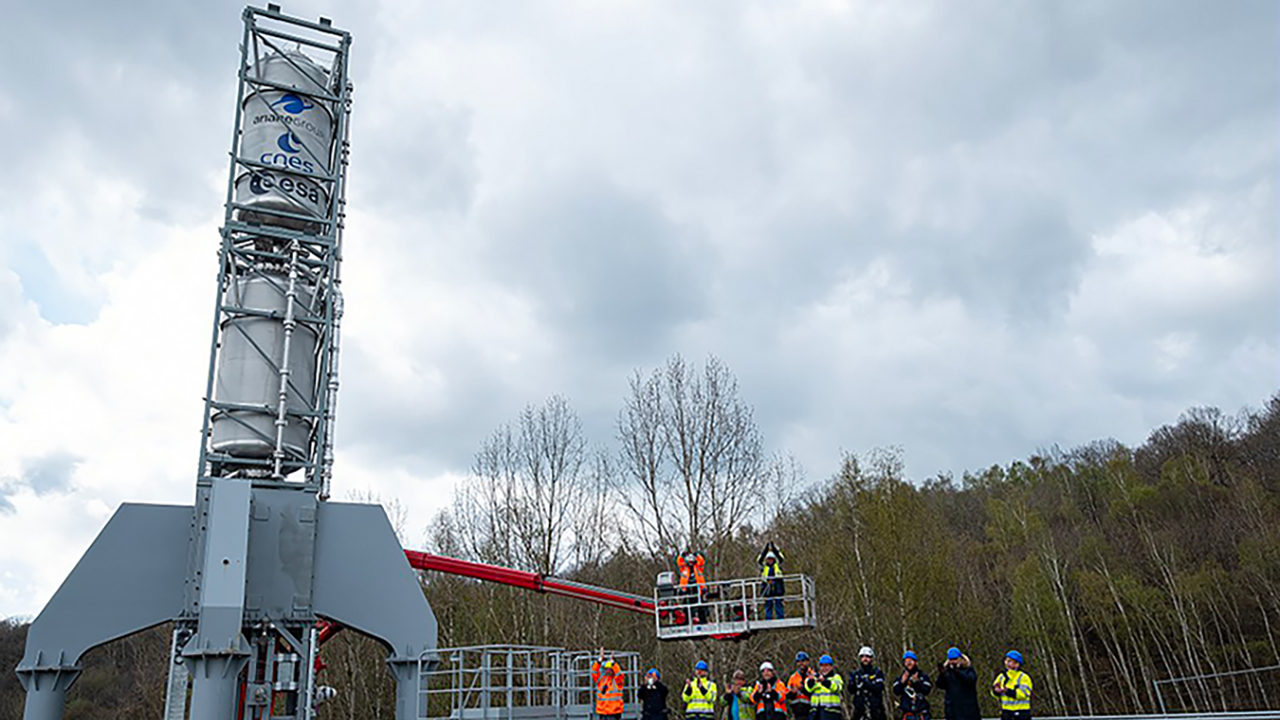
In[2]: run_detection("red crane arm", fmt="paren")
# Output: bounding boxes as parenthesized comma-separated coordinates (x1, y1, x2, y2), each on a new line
(403, 550, 655, 614)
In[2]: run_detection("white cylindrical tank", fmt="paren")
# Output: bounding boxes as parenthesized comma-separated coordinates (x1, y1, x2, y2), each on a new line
(211, 273, 319, 461)
(235, 51, 335, 230)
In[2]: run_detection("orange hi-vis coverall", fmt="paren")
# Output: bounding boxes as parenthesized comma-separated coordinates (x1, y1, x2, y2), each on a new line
(677, 553, 706, 589)
(593, 661, 625, 717)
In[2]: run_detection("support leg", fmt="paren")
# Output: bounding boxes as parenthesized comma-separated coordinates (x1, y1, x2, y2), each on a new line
(390, 660, 419, 720)
(17, 666, 79, 720)
(187, 654, 249, 720)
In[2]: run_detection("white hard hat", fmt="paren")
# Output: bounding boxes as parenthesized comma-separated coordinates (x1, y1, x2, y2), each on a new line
(315, 686, 338, 704)
(760, 661, 775, 672)
(858, 646, 874, 658)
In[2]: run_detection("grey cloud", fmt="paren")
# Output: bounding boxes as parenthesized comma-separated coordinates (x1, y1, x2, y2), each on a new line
(891, 200, 1090, 323)
(4, 0, 1274, 519)
(481, 173, 714, 357)
(338, 339, 520, 475)
(331, 0, 1276, 488)
(350, 101, 479, 216)
(22, 451, 82, 495)
(8, 242, 100, 326)
(0, 270, 27, 343)
(0, 452, 80, 514)
(0, 1, 236, 215)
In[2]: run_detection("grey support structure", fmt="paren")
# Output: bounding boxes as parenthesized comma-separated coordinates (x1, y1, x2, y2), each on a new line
(17, 7, 437, 720)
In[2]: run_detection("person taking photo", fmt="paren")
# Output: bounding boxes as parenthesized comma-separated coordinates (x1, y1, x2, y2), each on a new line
(934, 647, 979, 720)
(639, 668, 669, 720)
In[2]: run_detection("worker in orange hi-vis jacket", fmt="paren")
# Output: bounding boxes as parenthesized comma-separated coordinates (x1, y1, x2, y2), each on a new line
(787, 652, 815, 720)
(676, 549, 708, 623)
(593, 648, 625, 720)
(676, 549, 707, 589)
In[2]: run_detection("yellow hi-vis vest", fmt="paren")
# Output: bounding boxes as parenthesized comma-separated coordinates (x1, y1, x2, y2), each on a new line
(683, 679, 719, 715)
(805, 674, 844, 707)
(992, 670, 1032, 712)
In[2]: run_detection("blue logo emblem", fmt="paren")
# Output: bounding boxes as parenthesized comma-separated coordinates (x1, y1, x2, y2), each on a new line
(248, 173, 270, 195)
(277, 131, 303, 154)
(270, 93, 314, 114)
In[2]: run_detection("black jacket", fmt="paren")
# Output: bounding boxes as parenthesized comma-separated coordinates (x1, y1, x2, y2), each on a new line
(891, 670, 932, 715)
(934, 665, 979, 720)
(850, 665, 885, 706)
(640, 680, 670, 720)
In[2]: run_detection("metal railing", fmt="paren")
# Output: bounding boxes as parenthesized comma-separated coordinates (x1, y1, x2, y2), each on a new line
(653, 573, 816, 640)
(419, 645, 641, 720)
(1012, 714, 1280, 720)
(1153, 664, 1280, 716)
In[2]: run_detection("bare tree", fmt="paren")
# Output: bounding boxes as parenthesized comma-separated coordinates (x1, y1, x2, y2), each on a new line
(446, 395, 607, 576)
(616, 354, 769, 565)
(570, 449, 618, 569)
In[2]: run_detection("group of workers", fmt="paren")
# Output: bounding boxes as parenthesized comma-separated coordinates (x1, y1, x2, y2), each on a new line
(673, 542, 789, 623)
(623, 543, 1031, 719)
(594, 647, 1034, 720)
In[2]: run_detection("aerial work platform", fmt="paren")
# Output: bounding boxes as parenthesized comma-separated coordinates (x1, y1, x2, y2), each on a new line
(654, 574, 816, 641)
(419, 645, 641, 720)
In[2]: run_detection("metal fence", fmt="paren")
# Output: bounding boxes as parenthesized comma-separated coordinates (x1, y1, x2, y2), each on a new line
(419, 645, 641, 720)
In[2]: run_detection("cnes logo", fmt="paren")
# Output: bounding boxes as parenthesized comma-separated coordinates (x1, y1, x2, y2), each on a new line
(254, 131, 317, 174)
(277, 131, 304, 154)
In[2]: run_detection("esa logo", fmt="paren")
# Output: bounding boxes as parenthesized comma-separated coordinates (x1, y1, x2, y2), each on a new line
(258, 131, 317, 173)
(269, 93, 314, 115)
(247, 172, 322, 206)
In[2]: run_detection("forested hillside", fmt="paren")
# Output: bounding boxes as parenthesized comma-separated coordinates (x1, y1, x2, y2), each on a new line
(424, 376, 1280, 718)
(3, 361, 1276, 718)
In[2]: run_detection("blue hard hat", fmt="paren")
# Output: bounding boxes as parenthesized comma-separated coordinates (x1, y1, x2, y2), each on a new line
(903, 651, 918, 661)
(795, 652, 810, 662)
(695, 661, 709, 671)
(947, 647, 961, 660)
(1006, 650, 1024, 665)
(647, 668, 661, 679)
(819, 655, 834, 665)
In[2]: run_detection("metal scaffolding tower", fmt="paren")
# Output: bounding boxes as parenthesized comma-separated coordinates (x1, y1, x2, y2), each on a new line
(17, 7, 438, 720)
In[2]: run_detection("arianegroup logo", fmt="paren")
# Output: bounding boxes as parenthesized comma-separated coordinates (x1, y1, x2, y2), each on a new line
(270, 93, 314, 115)
(248, 92, 331, 143)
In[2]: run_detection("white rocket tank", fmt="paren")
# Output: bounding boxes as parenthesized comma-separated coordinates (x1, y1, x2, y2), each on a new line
(235, 51, 335, 230)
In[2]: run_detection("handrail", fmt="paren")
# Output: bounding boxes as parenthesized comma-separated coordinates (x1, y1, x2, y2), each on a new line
(654, 573, 816, 640)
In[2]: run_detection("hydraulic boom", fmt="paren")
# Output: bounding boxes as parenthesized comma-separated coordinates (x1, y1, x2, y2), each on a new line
(402, 551, 655, 614)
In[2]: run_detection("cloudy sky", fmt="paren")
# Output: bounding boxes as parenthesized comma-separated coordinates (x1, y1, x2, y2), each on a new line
(0, 0, 1275, 619)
